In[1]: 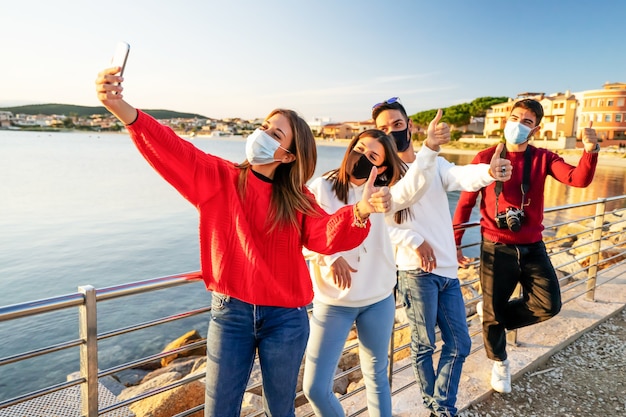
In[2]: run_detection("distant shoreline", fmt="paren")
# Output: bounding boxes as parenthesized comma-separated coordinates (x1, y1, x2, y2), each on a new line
(314, 138, 626, 168)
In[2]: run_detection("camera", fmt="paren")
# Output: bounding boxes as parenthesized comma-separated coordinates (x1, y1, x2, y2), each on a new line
(495, 207, 525, 232)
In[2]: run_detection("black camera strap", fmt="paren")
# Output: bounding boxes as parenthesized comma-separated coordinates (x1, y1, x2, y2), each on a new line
(494, 146, 532, 216)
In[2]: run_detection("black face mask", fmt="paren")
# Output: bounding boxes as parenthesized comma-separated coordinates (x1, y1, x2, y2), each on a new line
(390, 128, 411, 152)
(346, 150, 376, 180)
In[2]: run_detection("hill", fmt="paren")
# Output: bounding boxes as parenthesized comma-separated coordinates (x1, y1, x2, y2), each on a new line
(0, 103, 209, 120)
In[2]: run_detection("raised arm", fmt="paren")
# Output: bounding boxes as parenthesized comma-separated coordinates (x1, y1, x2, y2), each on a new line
(94, 66, 220, 205)
(388, 109, 450, 212)
(442, 143, 512, 191)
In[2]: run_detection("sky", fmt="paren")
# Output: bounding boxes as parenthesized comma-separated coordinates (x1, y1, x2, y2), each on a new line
(2, 0, 625, 122)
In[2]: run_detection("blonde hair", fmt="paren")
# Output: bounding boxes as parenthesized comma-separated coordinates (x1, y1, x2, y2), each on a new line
(238, 109, 318, 231)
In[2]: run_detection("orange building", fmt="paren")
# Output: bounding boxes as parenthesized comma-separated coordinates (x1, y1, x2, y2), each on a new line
(483, 99, 516, 137)
(539, 92, 578, 139)
(578, 82, 626, 143)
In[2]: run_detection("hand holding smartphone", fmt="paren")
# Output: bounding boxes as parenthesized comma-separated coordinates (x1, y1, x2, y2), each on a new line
(110, 41, 130, 76)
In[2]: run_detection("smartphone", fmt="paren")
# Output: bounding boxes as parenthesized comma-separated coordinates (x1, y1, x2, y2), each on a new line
(110, 41, 130, 76)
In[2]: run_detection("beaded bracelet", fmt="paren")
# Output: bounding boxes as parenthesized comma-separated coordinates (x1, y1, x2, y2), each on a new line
(352, 203, 369, 228)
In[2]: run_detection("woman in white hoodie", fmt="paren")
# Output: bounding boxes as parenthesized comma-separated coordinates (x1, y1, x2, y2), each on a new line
(303, 124, 447, 417)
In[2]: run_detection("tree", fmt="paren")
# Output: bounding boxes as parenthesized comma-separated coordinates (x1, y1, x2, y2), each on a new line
(469, 97, 509, 117)
(442, 103, 471, 127)
(410, 109, 439, 129)
(409, 96, 510, 129)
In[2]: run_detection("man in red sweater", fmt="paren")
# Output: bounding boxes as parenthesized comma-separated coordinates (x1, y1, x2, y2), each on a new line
(452, 98, 599, 394)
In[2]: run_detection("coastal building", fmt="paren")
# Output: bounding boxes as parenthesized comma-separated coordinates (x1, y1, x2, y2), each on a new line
(308, 117, 333, 137)
(0, 111, 12, 128)
(539, 91, 578, 139)
(482, 82, 626, 149)
(577, 82, 626, 143)
(321, 122, 352, 139)
(483, 97, 524, 137)
(344, 119, 376, 137)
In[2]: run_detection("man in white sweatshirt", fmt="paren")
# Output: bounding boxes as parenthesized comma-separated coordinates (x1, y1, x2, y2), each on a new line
(372, 98, 510, 417)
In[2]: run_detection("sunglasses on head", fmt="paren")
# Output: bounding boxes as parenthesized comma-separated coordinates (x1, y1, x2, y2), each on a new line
(372, 97, 401, 110)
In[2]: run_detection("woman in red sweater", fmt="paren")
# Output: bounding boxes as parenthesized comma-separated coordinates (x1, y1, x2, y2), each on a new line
(95, 66, 395, 416)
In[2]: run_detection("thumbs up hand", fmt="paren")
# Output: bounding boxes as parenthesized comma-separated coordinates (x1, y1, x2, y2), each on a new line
(424, 109, 450, 151)
(489, 142, 512, 181)
(357, 166, 391, 218)
(582, 121, 599, 153)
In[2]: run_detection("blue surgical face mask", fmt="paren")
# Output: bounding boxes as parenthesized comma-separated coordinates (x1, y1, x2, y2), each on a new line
(504, 121, 532, 145)
(245, 129, 290, 165)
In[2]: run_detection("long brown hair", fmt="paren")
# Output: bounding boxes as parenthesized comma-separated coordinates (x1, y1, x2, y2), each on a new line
(237, 109, 318, 231)
(325, 129, 412, 224)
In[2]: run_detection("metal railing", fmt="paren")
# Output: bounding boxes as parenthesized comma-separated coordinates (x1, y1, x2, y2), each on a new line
(1, 196, 625, 417)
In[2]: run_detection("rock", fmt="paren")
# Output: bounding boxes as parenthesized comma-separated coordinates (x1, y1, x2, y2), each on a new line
(114, 368, 151, 387)
(129, 379, 205, 417)
(333, 367, 350, 394)
(338, 351, 359, 370)
(555, 220, 594, 243)
(570, 238, 626, 269)
(66, 371, 126, 396)
(142, 357, 198, 384)
(241, 392, 263, 415)
(99, 375, 127, 396)
(160, 330, 206, 367)
(119, 371, 183, 401)
(346, 378, 365, 394)
(391, 324, 412, 362)
(550, 251, 587, 282)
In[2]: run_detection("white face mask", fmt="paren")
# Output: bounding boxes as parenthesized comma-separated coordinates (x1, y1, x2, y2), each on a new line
(504, 121, 532, 145)
(245, 129, 290, 165)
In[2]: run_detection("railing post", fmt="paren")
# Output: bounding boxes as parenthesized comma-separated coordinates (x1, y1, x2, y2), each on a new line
(585, 199, 606, 301)
(79, 285, 98, 417)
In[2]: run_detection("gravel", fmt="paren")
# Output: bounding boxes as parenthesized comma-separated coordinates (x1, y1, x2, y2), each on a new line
(458, 307, 626, 417)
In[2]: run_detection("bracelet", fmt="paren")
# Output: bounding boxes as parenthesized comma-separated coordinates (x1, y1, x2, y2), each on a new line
(352, 203, 369, 228)
(589, 143, 601, 154)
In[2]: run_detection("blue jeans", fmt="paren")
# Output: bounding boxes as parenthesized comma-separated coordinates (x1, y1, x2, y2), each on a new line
(397, 270, 471, 416)
(204, 293, 310, 417)
(303, 294, 395, 417)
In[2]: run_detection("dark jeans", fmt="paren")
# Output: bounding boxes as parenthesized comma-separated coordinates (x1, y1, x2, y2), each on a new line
(480, 239, 562, 361)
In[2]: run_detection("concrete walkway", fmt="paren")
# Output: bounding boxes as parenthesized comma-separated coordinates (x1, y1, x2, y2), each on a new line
(340, 265, 626, 417)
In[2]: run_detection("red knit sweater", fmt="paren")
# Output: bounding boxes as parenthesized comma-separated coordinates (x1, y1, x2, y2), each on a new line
(127, 111, 369, 307)
(453, 145, 598, 246)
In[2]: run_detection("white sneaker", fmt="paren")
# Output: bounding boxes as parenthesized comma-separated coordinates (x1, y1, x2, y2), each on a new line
(476, 301, 483, 322)
(491, 359, 511, 393)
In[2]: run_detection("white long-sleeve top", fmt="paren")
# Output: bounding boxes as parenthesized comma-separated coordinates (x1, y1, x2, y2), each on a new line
(387, 156, 494, 279)
(304, 145, 438, 307)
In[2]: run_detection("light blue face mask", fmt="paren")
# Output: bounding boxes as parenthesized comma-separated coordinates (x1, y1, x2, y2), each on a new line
(503, 121, 532, 145)
(245, 129, 290, 165)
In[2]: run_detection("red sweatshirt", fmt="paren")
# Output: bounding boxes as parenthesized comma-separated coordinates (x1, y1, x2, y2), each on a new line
(453, 145, 598, 246)
(127, 111, 369, 307)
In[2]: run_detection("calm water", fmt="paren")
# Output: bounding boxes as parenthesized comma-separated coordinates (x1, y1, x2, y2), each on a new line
(1, 130, 624, 400)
